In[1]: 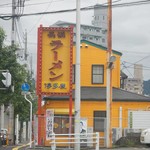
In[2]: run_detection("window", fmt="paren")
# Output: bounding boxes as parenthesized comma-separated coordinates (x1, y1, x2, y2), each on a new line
(95, 37, 99, 41)
(54, 115, 74, 134)
(102, 30, 105, 34)
(82, 36, 86, 40)
(103, 16, 105, 20)
(89, 37, 93, 40)
(92, 65, 104, 84)
(72, 65, 75, 84)
(94, 111, 106, 132)
(96, 29, 100, 32)
(102, 38, 105, 43)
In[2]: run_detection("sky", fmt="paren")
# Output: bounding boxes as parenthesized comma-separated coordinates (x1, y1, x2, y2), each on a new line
(0, 0, 150, 80)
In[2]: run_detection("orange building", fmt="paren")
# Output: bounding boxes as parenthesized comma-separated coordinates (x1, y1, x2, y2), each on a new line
(36, 33, 150, 146)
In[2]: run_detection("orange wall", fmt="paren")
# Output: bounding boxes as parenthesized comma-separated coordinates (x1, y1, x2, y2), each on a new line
(45, 100, 150, 129)
(43, 99, 150, 146)
(73, 43, 121, 88)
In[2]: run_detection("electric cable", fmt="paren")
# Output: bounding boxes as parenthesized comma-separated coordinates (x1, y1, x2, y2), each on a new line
(121, 62, 134, 78)
(121, 61, 150, 70)
(15, 19, 23, 49)
(28, 0, 54, 34)
(1, 0, 150, 19)
(124, 55, 150, 69)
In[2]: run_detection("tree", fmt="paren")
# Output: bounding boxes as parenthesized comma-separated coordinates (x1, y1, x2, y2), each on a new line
(0, 27, 36, 122)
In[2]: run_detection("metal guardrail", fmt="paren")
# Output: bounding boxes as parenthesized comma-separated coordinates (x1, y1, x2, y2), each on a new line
(50, 132, 99, 150)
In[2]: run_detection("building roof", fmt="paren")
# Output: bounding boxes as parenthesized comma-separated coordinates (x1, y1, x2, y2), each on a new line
(44, 87, 150, 102)
(80, 40, 122, 56)
(53, 20, 101, 29)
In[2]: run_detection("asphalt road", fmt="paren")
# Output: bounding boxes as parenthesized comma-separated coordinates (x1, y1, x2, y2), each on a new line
(18, 147, 150, 150)
(0, 146, 150, 150)
(0, 145, 16, 150)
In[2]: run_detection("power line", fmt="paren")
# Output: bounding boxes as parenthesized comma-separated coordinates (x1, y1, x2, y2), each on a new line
(1, 0, 150, 19)
(124, 55, 150, 68)
(121, 62, 134, 78)
(121, 60, 150, 69)
(28, 0, 54, 34)
(0, 0, 63, 8)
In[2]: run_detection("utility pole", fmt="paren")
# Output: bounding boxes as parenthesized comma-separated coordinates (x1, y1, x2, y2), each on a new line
(9, 0, 16, 145)
(0, 105, 4, 129)
(75, 0, 81, 149)
(30, 54, 33, 77)
(11, 0, 16, 46)
(24, 30, 28, 61)
(106, 0, 112, 148)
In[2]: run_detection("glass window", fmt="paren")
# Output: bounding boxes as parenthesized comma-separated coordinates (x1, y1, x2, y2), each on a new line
(94, 111, 106, 132)
(92, 65, 104, 84)
(54, 115, 74, 134)
(102, 38, 105, 43)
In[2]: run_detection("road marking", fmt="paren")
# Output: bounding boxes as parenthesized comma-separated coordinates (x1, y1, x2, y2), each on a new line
(12, 143, 30, 150)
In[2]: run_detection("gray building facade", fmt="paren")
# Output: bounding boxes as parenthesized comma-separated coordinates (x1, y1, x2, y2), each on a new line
(52, 5, 108, 47)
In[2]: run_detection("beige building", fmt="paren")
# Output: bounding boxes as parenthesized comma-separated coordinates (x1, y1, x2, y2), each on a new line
(124, 64, 143, 94)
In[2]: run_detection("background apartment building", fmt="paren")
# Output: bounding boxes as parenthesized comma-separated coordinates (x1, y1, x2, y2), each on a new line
(53, 5, 108, 47)
(124, 64, 143, 94)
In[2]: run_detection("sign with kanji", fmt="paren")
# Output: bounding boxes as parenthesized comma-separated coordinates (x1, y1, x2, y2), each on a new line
(37, 25, 73, 95)
(46, 109, 54, 140)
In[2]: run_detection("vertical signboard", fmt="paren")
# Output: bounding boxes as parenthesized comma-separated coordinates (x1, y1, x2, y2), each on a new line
(37, 25, 73, 95)
(80, 119, 87, 134)
(46, 109, 54, 140)
(80, 118, 88, 146)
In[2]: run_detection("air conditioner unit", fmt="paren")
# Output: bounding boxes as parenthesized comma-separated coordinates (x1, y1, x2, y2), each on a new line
(112, 128, 122, 143)
(87, 127, 93, 147)
(123, 128, 141, 137)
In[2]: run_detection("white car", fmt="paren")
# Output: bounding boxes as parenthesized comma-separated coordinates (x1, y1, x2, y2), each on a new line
(140, 128, 150, 146)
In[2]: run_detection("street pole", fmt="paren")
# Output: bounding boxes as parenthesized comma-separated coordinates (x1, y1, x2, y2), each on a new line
(24, 94, 33, 148)
(75, 0, 81, 149)
(16, 114, 19, 145)
(10, 0, 16, 144)
(1, 105, 4, 129)
(11, 0, 16, 46)
(24, 30, 28, 61)
(106, 0, 112, 148)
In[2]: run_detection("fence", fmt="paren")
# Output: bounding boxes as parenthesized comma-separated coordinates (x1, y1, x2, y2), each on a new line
(51, 132, 99, 150)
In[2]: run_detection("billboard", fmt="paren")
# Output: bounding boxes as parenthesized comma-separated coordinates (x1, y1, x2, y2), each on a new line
(37, 25, 73, 95)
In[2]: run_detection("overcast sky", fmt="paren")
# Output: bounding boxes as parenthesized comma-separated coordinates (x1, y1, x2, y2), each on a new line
(0, 0, 150, 80)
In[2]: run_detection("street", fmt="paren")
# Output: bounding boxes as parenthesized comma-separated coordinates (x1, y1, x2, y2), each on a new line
(0, 145, 150, 150)
(0, 145, 16, 150)
(19, 147, 150, 150)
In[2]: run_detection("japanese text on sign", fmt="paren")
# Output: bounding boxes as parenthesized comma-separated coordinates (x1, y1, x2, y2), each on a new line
(46, 109, 54, 140)
(48, 32, 65, 81)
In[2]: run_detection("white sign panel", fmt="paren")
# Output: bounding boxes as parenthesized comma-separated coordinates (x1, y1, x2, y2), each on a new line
(46, 109, 54, 140)
(128, 111, 150, 129)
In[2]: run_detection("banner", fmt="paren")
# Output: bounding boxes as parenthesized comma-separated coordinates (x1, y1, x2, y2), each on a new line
(46, 109, 54, 140)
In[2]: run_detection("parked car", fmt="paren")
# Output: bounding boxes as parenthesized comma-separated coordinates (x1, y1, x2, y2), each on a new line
(0, 128, 8, 145)
(140, 128, 150, 146)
